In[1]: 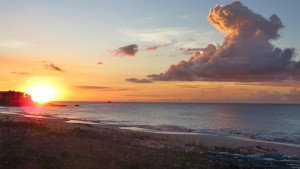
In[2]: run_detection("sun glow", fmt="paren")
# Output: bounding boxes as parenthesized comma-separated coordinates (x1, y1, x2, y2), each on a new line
(28, 85, 57, 103)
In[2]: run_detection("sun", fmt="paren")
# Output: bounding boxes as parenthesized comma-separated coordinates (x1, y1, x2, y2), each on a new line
(28, 85, 57, 103)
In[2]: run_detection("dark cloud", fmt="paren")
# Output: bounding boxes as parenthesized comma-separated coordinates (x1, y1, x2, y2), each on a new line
(144, 43, 170, 51)
(10, 71, 30, 75)
(110, 44, 138, 57)
(145, 1, 299, 82)
(73, 85, 136, 91)
(179, 47, 202, 55)
(126, 78, 153, 83)
(44, 63, 64, 72)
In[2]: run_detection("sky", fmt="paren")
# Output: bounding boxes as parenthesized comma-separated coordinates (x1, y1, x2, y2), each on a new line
(1, 0, 300, 103)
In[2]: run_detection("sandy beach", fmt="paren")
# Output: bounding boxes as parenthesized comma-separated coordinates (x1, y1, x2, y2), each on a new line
(1, 113, 299, 169)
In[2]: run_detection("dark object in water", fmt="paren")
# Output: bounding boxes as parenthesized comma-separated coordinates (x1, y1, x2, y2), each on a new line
(43, 102, 67, 107)
(75, 104, 80, 106)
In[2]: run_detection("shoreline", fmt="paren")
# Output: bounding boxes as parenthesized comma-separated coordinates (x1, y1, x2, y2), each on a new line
(119, 126, 300, 148)
(2, 103, 299, 149)
(1, 112, 300, 156)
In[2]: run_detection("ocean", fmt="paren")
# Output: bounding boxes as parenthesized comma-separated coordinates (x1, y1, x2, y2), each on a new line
(1, 102, 300, 145)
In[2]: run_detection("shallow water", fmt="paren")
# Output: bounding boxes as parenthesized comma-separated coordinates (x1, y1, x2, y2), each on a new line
(1, 102, 300, 145)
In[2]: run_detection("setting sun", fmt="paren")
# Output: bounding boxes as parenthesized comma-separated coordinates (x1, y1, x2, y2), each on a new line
(28, 85, 57, 103)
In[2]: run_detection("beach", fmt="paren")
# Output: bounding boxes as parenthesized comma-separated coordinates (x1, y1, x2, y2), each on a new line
(1, 113, 299, 169)
(2, 0, 300, 168)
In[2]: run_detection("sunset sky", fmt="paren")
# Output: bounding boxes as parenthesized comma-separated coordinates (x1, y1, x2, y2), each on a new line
(1, 0, 300, 103)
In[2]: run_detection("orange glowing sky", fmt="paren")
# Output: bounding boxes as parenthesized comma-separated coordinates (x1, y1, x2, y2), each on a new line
(1, 0, 300, 103)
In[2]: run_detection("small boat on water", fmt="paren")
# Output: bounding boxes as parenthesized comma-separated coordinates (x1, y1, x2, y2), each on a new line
(42, 102, 67, 107)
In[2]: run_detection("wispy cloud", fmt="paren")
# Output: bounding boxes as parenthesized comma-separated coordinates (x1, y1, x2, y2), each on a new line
(235, 82, 300, 88)
(73, 85, 137, 91)
(126, 78, 153, 83)
(124, 94, 173, 98)
(144, 43, 170, 51)
(120, 27, 206, 44)
(179, 15, 192, 21)
(44, 63, 64, 72)
(138, 16, 155, 23)
(176, 84, 200, 88)
(10, 71, 31, 75)
(119, 27, 217, 59)
(0, 40, 34, 48)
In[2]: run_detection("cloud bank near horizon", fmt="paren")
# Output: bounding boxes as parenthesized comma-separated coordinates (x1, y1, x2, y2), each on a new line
(73, 85, 136, 91)
(134, 1, 300, 82)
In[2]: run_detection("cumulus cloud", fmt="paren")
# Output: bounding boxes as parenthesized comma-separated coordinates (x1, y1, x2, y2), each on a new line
(109, 44, 138, 57)
(145, 1, 299, 82)
(44, 63, 64, 72)
(126, 78, 153, 83)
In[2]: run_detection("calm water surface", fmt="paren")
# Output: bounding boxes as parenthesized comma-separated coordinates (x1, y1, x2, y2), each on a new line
(1, 102, 299, 144)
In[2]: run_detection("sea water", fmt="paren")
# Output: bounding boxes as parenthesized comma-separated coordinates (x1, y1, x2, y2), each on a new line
(1, 102, 299, 145)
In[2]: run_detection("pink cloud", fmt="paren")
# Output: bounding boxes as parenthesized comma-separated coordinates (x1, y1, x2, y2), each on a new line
(144, 43, 170, 51)
(145, 1, 299, 82)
